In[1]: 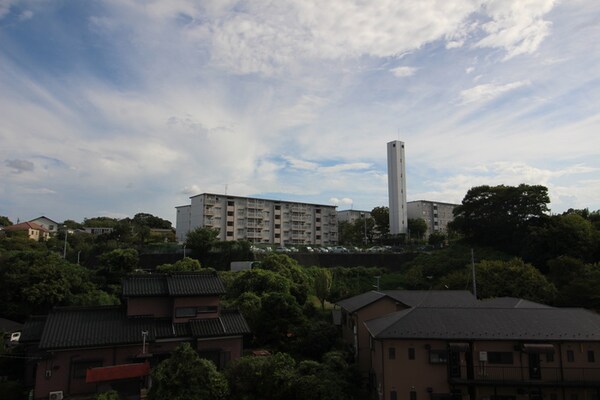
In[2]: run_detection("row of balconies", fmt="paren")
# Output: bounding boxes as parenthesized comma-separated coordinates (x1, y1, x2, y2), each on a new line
(449, 365, 600, 385)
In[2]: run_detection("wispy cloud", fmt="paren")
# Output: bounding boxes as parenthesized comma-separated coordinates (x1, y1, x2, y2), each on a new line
(390, 66, 418, 77)
(460, 80, 531, 104)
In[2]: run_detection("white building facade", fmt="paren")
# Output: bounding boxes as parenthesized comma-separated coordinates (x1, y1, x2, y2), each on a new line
(337, 210, 371, 224)
(407, 200, 458, 237)
(387, 140, 408, 235)
(176, 193, 338, 246)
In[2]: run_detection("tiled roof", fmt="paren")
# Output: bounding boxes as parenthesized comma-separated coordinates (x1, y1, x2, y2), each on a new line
(3, 222, 48, 232)
(365, 307, 600, 341)
(35, 306, 249, 350)
(39, 307, 155, 350)
(19, 316, 46, 343)
(336, 290, 478, 313)
(479, 297, 553, 308)
(122, 272, 225, 297)
(190, 310, 251, 337)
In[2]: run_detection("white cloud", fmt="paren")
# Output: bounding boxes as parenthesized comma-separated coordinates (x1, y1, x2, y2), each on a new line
(460, 80, 531, 104)
(390, 66, 418, 77)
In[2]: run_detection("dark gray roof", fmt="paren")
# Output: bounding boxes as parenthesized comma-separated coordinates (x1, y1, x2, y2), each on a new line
(19, 316, 46, 342)
(336, 290, 477, 313)
(37, 306, 248, 350)
(480, 297, 552, 309)
(122, 272, 225, 297)
(365, 307, 600, 341)
(190, 310, 251, 337)
(0, 317, 23, 333)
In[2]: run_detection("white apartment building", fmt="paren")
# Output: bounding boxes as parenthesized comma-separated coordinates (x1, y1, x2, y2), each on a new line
(176, 193, 338, 245)
(337, 209, 371, 224)
(407, 200, 458, 237)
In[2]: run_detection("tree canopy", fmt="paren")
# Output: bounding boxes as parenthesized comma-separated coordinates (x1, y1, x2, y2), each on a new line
(451, 184, 550, 251)
(149, 342, 229, 400)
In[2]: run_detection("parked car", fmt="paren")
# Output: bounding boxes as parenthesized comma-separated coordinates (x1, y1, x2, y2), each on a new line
(331, 246, 349, 253)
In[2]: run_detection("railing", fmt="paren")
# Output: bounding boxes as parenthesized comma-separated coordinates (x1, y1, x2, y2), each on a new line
(450, 366, 600, 385)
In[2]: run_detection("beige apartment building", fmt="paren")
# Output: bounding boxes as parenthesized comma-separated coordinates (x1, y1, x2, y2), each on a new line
(176, 193, 338, 246)
(337, 209, 372, 224)
(337, 290, 600, 400)
(407, 200, 459, 237)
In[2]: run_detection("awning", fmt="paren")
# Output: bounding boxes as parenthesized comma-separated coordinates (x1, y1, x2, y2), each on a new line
(86, 362, 150, 383)
(448, 343, 470, 351)
(522, 344, 555, 353)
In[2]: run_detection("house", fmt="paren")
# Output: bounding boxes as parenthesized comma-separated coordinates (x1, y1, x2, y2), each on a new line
(337, 290, 478, 374)
(2, 222, 50, 241)
(365, 306, 600, 400)
(21, 272, 250, 400)
(28, 216, 60, 235)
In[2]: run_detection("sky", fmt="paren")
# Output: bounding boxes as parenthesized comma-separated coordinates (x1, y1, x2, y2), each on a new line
(1, 0, 599, 225)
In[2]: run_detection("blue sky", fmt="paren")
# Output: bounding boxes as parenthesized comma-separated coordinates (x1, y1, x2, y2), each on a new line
(1, 0, 599, 224)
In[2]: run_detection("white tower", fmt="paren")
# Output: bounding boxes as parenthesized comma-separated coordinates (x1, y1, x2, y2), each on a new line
(387, 140, 407, 235)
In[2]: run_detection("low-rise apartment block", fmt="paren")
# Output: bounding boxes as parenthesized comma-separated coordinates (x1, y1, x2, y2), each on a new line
(176, 193, 338, 246)
(337, 291, 600, 400)
(337, 209, 372, 224)
(407, 200, 459, 237)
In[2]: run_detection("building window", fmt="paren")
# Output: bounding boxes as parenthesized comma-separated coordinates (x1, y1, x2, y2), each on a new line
(429, 350, 448, 364)
(227, 231, 233, 237)
(72, 360, 103, 379)
(588, 350, 595, 363)
(275, 234, 280, 238)
(275, 205, 281, 210)
(316, 217, 321, 222)
(227, 201, 235, 206)
(275, 215, 281, 220)
(488, 352, 514, 364)
(391, 391, 398, 400)
(410, 391, 417, 400)
(408, 347, 415, 360)
(175, 307, 196, 318)
(389, 347, 396, 360)
(227, 211, 234, 216)
(275, 224, 281, 229)
(316, 209, 321, 214)
(227, 221, 234, 226)
(567, 350, 575, 362)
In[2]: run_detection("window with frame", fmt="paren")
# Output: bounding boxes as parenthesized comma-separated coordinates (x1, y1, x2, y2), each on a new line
(567, 350, 575, 362)
(175, 307, 196, 317)
(408, 347, 415, 360)
(487, 352, 514, 364)
(388, 347, 396, 360)
(588, 350, 595, 363)
(227, 211, 234, 216)
(227, 231, 233, 236)
(429, 350, 448, 364)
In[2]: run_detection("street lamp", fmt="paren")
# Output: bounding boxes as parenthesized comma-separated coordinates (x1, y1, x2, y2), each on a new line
(63, 225, 68, 259)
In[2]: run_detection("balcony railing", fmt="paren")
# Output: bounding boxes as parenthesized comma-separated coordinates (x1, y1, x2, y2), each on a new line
(449, 366, 600, 386)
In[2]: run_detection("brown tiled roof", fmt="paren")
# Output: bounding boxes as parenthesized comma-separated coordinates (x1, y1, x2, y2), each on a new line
(3, 222, 49, 232)
(190, 310, 251, 337)
(122, 272, 225, 297)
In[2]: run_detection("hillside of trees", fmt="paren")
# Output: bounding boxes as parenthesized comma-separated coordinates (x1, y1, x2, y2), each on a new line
(1, 184, 599, 398)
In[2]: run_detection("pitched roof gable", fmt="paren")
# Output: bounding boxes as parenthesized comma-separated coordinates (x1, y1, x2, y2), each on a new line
(336, 290, 477, 313)
(3, 221, 49, 232)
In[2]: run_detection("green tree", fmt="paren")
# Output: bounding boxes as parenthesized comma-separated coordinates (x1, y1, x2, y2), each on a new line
(149, 342, 228, 400)
(313, 268, 332, 310)
(0, 216, 13, 226)
(408, 218, 427, 241)
(255, 292, 305, 346)
(371, 206, 389, 238)
(156, 257, 202, 272)
(132, 213, 172, 229)
(451, 184, 550, 252)
(186, 227, 219, 259)
(428, 231, 446, 247)
(0, 251, 101, 319)
(227, 269, 293, 299)
(225, 353, 296, 400)
(258, 254, 311, 304)
(97, 248, 139, 287)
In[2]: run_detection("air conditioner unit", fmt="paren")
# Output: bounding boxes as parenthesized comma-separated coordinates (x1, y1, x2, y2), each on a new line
(49, 391, 64, 400)
(479, 351, 488, 362)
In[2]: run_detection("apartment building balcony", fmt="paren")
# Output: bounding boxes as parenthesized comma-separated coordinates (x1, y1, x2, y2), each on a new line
(449, 366, 600, 387)
(246, 211, 264, 219)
